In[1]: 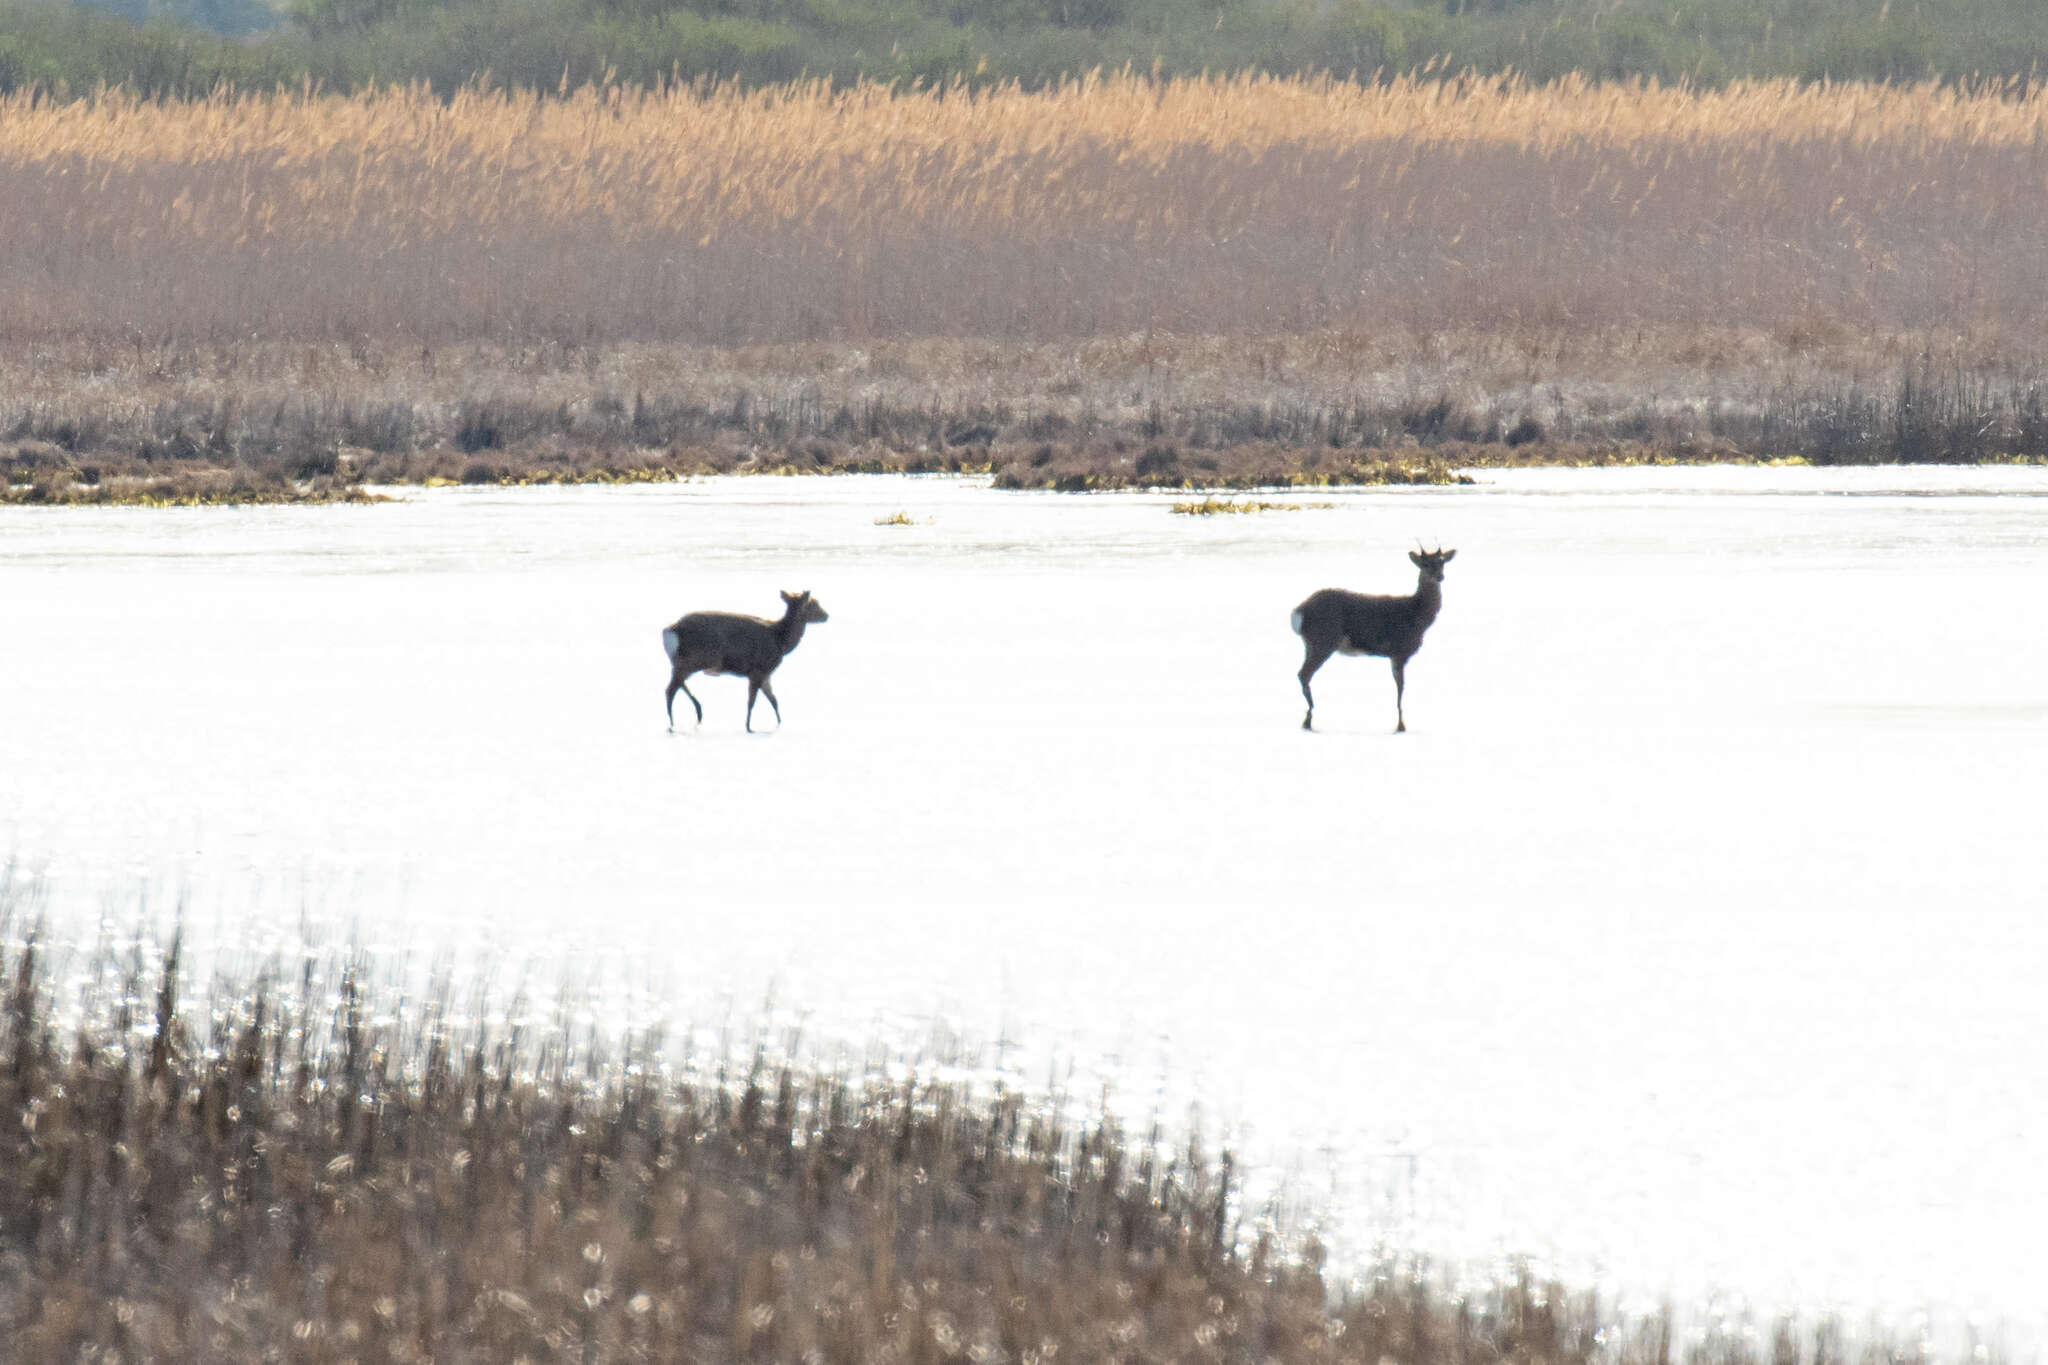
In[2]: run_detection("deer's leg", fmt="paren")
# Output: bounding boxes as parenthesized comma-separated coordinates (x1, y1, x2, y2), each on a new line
(757, 677, 783, 728)
(1298, 641, 1335, 731)
(745, 680, 761, 733)
(1391, 657, 1407, 734)
(667, 668, 702, 728)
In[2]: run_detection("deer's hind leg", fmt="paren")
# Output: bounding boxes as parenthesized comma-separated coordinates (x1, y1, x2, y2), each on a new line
(1391, 657, 1408, 733)
(1298, 640, 1336, 731)
(667, 666, 703, 728)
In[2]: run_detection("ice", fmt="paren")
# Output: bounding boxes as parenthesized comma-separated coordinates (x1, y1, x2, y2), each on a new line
(2, 468, 2045, 1343)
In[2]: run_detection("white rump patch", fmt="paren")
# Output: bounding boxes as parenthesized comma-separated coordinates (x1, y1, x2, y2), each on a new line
(1289, 609, 1304, 636)
(661, 627, 680, 663)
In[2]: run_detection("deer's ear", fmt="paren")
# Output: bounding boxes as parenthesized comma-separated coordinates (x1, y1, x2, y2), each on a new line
(1409, 551, 1424, 566)
(1441, 549, 1456, 561)
(781, 590, 797, 602)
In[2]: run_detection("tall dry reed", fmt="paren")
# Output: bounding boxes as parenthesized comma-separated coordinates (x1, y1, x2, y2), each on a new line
(2, 73, 2046, 345)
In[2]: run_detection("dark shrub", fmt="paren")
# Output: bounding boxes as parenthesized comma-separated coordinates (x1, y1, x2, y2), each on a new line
(1402, 395, 1473, 443)
(1135, 444, 1180, 479)
(944, 419, 999, 447)
(288, 445, 340, 479)
(456, 403, 501, 453)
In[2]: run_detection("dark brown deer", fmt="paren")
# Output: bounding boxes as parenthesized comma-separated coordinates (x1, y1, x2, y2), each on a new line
(662, 590, 829, 731)
(1292, 548, 1456, 733)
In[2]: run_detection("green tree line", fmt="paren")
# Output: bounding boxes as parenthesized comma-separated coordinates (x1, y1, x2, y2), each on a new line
(2, 0, 2044, 98)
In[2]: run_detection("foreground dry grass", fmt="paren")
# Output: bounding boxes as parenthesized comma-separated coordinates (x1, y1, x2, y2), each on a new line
(0, 918, 1933, 1364)
(3, 74, 2047, 346)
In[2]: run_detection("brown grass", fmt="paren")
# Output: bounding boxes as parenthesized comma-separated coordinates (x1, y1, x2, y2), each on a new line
(2, 74, 2046, 347)
(0, 466, 391, 505)
(0, 914, 1939, 1364)
(4, 328, 2042, 501)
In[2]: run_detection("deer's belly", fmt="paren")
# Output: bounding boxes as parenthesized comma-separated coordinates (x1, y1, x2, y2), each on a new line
(1335, 640, 1378, 656)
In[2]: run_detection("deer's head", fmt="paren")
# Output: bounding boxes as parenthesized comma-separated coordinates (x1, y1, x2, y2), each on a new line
(1409, 547, 1456, 583)
(781, 590, 830, 624)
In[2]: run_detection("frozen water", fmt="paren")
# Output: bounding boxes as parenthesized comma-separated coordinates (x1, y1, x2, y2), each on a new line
(3, 468, 2045, 1343)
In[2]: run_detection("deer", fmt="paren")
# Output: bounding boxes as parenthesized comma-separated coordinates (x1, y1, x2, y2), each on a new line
(662, 590, 829, 732)
(1292, 547, 1456, 733)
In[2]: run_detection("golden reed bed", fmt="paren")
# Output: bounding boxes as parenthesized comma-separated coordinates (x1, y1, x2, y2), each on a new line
(3, 73, 2047, 345)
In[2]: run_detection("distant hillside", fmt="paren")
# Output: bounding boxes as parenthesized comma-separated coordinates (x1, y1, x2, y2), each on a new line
(4, 0, 2045, 97)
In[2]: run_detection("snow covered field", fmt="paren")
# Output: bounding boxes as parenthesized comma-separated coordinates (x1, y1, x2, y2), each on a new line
(3, 468, 2044, 1344)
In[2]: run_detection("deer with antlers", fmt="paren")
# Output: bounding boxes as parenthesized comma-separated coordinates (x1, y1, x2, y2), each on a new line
(662, 590, 830, 732)
(1291, 547, 1456, 732)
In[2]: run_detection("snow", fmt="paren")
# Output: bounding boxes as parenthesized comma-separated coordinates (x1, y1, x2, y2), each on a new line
(3, 467, 2045, 1344)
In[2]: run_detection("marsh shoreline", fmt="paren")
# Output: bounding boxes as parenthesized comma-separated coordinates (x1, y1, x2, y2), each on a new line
(7, 332, 2045, 506)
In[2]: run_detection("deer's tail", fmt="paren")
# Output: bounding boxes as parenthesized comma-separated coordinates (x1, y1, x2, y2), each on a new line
(661, 626, 681, 665)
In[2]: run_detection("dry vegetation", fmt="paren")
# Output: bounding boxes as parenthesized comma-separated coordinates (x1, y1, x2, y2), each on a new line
(6, 74, 2048, 343)
(4, 72, 2047, 498)
(0, 916, 1932, 1363)
(1171, 497, 1337, 514)
(4, 327, 2041, 503)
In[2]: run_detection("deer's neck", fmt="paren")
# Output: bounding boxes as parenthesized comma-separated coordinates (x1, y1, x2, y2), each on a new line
(777, 612, 809, 657)
(1411, 575, 1443, 621)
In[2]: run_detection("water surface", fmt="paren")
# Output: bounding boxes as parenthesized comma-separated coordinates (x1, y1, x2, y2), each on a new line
(3, 468, 2043, 1346)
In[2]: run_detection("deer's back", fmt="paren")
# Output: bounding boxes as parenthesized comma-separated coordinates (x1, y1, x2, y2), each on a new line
(1295, 587, 1436, 658)
(670, 610, 781, 673)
